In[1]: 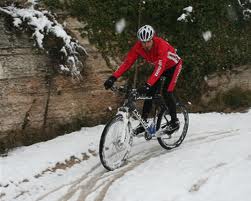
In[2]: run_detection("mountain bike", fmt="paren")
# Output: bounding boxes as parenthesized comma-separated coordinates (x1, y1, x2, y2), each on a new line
(99, 80, 189, 171)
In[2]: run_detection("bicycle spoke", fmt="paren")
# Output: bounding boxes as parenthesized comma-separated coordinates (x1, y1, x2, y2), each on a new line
(99, 114, 133, 170)
(157, 105, 189, 150)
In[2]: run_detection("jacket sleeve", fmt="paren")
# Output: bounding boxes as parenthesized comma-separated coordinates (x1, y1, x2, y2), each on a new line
(146, 44, 168, 86)
(113, 43, 139, 78)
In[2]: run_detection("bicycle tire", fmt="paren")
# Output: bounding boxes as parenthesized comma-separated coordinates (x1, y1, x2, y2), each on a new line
(99, 114, 133, 171)
(156, 103, 189, 150)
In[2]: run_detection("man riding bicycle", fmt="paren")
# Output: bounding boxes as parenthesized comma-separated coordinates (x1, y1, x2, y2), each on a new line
(104, 25, 182, 134)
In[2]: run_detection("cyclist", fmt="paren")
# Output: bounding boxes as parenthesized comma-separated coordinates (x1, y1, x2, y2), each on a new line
(104, 25, 182, 134)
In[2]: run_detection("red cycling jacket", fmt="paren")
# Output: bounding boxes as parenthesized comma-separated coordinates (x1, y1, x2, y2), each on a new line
(113, 36, 181, 86)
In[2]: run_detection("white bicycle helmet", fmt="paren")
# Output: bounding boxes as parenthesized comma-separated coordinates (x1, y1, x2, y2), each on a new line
(137, 25, 155, 42)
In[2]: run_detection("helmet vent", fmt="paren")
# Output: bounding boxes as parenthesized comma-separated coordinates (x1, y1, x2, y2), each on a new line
(137, 25, 155, 42)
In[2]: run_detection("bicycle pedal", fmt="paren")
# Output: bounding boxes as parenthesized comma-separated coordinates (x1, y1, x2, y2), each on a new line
(144, 133, 152, 141)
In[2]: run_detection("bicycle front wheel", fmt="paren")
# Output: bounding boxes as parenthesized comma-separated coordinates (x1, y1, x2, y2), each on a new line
(156, 103, 189, 150)
(99, 114, 133, 171)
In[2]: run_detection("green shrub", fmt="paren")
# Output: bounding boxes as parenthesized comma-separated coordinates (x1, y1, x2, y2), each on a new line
(42, 0, 62, 9)
(42, 0, 251, 100)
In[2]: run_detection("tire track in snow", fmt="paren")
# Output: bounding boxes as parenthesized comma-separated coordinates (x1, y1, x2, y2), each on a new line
(60, 146, 166, 201)
(36, 129, 239, 201)
(185, 129, 240, 144)
(35, 163, 102, 201)
(34, 140, 161, 201)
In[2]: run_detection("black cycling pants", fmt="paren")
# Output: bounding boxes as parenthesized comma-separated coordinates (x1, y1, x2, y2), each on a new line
(142, 65, 180, 122)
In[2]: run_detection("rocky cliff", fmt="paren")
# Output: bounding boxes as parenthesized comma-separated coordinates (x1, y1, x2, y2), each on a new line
(0, 12, 121, 151)
(199, 65, 251, 112)
(202, 65, 251, 102)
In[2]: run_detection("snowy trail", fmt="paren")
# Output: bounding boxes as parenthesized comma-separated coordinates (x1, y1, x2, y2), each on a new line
(35, 140, 162, 201)
(1, 111, 251, 201)
(92, 133, 240, 201)
(101, 132, 251, 201)
(60, 146, 164, 201)
(37, 128, 240, 201)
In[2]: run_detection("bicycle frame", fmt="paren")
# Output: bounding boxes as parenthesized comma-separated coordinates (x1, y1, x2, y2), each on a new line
(116, 87, 168, 137)
(100, 83, 189, 170)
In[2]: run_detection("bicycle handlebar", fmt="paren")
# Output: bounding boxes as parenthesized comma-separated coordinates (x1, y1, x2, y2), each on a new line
(111, 85, 127, 93)
(110, 85, 156, 101)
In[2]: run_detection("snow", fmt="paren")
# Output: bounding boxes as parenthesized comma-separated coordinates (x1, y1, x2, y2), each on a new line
(104, 126, 251, 201)
(1, 110, 251, 201)
(0, 5, 87, 77)
(177, 6, 193, 22)
(60, 64, 70, 72)
(237, 0, 251, 20)
(177, 13, 188, 22)
(202, 31, 212, 42)
(243, 9, 251, 19)
(28, 0, 38, 5)
(183, 6, 193, 13)
(13, 17, 22, 27)
(115, 18, 126, 33)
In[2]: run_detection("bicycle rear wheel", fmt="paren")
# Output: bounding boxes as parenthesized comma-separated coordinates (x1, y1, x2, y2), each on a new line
(99, 114, 133, 171)
(156, 103, 189, 150)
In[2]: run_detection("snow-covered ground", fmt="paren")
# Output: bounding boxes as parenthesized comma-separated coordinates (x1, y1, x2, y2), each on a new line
(1, 110, 251, 201)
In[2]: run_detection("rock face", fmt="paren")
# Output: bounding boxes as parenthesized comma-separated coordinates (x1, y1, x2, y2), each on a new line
(0, 13, 121, 151)
(201, 65, 251, 104)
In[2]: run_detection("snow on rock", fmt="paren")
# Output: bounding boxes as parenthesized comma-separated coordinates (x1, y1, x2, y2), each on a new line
(0, 5, 87, 77)
(237, 0, 251, 20)
(177, 6, 194, 22)
(177, 13, 188, 21)
(202, 31, 212, 42)
(183, 6, 193, 13)
(115, 18, 126, 33)
(243, 8, 251, 19)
